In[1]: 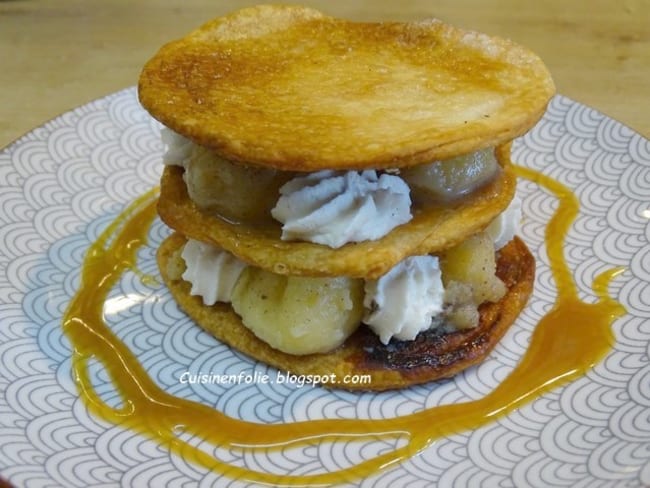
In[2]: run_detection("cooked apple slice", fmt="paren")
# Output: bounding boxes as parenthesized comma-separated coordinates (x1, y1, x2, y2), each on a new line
(231, 268, 364, 355)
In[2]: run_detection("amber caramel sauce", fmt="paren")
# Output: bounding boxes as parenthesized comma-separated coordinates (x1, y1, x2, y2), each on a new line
(62, 168, 626, 485)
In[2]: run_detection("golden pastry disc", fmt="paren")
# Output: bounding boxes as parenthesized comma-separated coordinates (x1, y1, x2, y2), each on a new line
(139, 5, 554, 171)
(158, 144, 516, 279)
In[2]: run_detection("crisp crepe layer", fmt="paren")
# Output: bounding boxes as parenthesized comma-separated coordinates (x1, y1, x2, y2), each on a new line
(158, 145, 516, 279)
(139, 5, 554, 171)
(157, 233, 535, 391)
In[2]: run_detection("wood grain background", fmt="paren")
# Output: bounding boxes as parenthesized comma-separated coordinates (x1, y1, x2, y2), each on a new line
(1, 0, 648, 148)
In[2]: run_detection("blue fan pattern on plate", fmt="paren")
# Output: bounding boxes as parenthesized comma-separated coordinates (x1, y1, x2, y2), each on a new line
(0, 88, 648, 486)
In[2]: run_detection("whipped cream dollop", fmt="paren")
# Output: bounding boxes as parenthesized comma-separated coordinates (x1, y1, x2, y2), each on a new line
(181, 239, 247, 306)
(363, 255, 445, 344)
(161, 128, 193, 167)
(485, 195, 522, 250)
(271, 170, 412, 248)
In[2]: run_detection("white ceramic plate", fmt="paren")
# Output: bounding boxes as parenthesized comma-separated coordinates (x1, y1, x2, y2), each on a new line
(1, 88, 648, 487)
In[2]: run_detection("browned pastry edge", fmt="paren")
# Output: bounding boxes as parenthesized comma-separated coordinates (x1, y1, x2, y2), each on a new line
(157, 233, 535, 391)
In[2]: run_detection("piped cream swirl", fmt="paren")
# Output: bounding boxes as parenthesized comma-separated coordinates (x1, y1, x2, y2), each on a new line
(181, 239, 247, 305)
(161, 128, 193, 167)
(271, 170, 412, 248)
(363, 255, 445, 344)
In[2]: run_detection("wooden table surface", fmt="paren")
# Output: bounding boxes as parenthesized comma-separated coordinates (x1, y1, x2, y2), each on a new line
(1, 0, 649, 149)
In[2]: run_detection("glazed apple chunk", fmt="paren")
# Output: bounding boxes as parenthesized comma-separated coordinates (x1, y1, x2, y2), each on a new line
(440, 231, 506, 329)
(183, 145, 294, 223)
(231, 269, 365, 355)
(164, 129, 278, 223)
(400, 148, 500, 203)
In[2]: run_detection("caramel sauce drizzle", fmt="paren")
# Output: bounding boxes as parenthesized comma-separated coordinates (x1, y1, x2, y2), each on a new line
(62, 168, 626, 485)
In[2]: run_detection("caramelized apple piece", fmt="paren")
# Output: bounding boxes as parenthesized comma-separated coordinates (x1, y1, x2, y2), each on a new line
(440, 231, 506, 329)
(231, 268, 364, 355)
(184, 146, 293, 223)
(401, 148, 499, 203)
